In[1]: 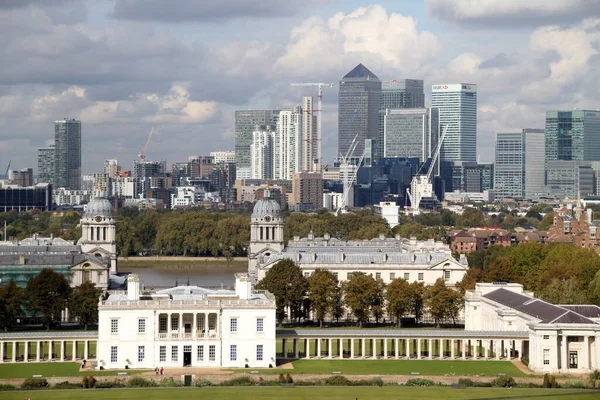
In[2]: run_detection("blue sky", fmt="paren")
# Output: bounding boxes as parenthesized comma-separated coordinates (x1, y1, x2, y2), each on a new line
(0, 0, 599, 172)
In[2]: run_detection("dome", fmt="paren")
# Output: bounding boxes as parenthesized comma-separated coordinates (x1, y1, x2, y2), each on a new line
(252, 199, 280, 219)
(84, 198, 114, 218)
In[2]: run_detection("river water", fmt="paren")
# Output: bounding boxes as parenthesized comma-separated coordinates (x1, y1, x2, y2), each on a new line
(118, 265, 248, 289)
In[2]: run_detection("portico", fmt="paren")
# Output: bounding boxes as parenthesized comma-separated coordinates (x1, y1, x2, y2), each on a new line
(0, 331, 98, 363)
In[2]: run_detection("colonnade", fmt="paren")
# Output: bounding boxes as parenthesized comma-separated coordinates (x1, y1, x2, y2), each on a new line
(278, 336, 525, 361)
(158, 312, 219, 339)
(0, 339, 96, 363)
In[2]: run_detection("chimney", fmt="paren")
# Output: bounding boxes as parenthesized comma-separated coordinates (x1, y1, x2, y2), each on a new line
(127, 274, 140, 301)
(587, 208, 593, 224)
(235, 273, 252, 300)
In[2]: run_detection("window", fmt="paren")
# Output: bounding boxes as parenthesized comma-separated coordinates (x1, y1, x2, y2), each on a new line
(111, 319, 118, 334)
(197, 345, 204, 362)
(230, 345, 237, 361)
(444, 270, 451, 281)
(346, 272, 352, 280)
(171, 316, 179, 331)
(404, 273, 409, 281)
(257, 318, 264, 332)
(184, 345, 192, 353)
(474, 306, 478, 311)
(508, 321, 512, 326)
(171, 346, 178, 362)
(333, 272, 338, 279)
(390, 272, 395, 280)
(159, 316, 167, 332)
(138, 346, 145, 362)
(138, 319, 145, 334)
(209, 345, 216, 361)
(256, 344, 263, 361)
(543, 349, 550, 365)
(375, 272, 381, 280)
(543, 335, 549, 340)
(418, 273, 424, 281)
(83, 270, 91, 282)
(159, 346, 166, 362)
(110, 346, 117, 363)
(230, 318, 238, 333)
(304, 272, 310, 278)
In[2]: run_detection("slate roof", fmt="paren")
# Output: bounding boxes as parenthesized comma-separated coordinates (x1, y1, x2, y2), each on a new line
(277, 329, 528, 338)
(343, 63, 379, 80)
(483, 288, 598, 324)
(0, 252, 107, 267)
(559, 305, 600, 318)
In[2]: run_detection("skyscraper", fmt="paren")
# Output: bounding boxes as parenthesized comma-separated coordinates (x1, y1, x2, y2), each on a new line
(494, 132, 524, 199)
(250, 127, 274, 180)
(301, 96, 318, 171)
(431, 84, 477, 163)
(235, 110, 279, 180)
(378, 79, 425, 159)
(545, 110, 600, 162)
(274, 107, 302, 180)
(523, 129, 546, 199)
(338, 64, 381, 158)
(37, 145, 55, 184)
(54, 119, 81, 189)
(383, 108, 439, 163)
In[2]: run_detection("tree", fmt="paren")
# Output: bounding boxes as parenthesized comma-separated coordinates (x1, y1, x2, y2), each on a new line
(457, 268, 484, 294)
(538, 212, 555, 231)
(426, 278, 464, 327)
(0, 279, 24, 331)
(307, 269, 338, 327)
(256, 259, 307, 325)
(371, 279, 386, 326)
(484, 257, 522, 283)
(331, 286, 344, 323)
(458, 208, 486, 228)
(343, 273, 378, 327)
(409, 281, 426, 323)
(386, 278, 411, 327)
(70, 281, 102, 330)
(539, 278, 588, 305)
(25, 269, 71, 330)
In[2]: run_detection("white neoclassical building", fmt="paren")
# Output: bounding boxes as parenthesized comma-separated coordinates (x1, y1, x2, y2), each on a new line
(97, 273, 276, 370)
(466, 282, 600, 374)
(247, 194, 469, 286)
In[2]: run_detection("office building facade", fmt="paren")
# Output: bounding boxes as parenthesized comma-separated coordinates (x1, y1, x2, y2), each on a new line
(546, 110, 600, 162)
(338, 64, 381, 158)
(494, 132, 525, 199)
(383, 108, 439, 163)
(546, 161, 595, 199)
(451, 162, 493, 193)
(523, 129, 547, 199)
(235, 110, 279, 180)
(54, 119, 82, 190)
(37, 145, 55, 184)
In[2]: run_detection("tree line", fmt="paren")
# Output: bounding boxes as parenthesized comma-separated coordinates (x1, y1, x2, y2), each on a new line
(0, 209, 82, 241)
(459, 242, 600, 305)
(256, 259, 463, 327)
(0, 269, 101, 331)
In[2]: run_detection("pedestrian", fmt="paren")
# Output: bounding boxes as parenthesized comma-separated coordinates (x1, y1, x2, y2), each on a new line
(160, 367, 164, 375)
(155, 366, 159, 375)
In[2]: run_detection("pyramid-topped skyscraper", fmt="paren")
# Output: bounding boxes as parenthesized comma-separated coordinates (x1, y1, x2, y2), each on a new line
(338, 64, 381, 158)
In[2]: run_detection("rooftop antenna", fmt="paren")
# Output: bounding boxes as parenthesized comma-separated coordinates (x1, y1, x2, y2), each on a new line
(187, 277, 190, 286)
(175, 279, 178, 287)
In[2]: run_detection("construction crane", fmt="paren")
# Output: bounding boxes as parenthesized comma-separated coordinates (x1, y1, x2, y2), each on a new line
(4, 160, 10, 181)
(335, 135, 365, 216)
(138, 126, 155, 161)
(290, 82, 335, 170)
(406, 125, 449, 215)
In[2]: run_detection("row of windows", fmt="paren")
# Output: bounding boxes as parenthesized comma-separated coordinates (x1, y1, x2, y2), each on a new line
(302, 271, 451, 282)
(113, 317, 266, 335)
(111, 346, 146, 363)
(112, 345, 265, 364)
(229, 317, 264, 333)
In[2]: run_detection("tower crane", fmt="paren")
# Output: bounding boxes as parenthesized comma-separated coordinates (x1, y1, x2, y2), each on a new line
(290, 82, 335, 170)
(406, 125, 448, 215)
(138, 126, 155, 161)
(335, 135, 364, 216)
(4, 160, 11, 181)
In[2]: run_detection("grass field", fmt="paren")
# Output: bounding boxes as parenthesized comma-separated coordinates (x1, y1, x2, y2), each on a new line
(2, 387, 598, 400)
(236, 359, 526, 377)
(0, 362, 144, 379)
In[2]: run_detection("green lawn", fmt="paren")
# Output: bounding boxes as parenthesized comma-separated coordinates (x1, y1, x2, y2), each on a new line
(0, 362, 145, 379)
(2, 387, 598, 400)
(237, 359, 526, 377)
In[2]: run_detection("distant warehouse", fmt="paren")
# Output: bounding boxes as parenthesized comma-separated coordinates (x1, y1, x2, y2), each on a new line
(0, 182, 53, 212)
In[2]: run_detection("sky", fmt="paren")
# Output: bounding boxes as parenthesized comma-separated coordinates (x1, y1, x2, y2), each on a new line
(1, 0, 600, 173)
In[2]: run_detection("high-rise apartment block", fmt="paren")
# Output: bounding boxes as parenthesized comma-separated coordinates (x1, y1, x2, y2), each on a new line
(235, 110, 279, 179)
(10, 169, 34, 187)
(431, 84, 477, 164)
(250, 128, 274, 180)
(292, 172, 323, 211)
(37, 145, 55, 184)
(338, 64, 381, 158)
(301, 96, 318, 171)
(210, 151, 236, 164)
(545, 110, 600, 162)
(104, 159, 119, 178)
(383, 108, 439, 163)
(274, 107, 302, 180)
(54, 119, 82, 189)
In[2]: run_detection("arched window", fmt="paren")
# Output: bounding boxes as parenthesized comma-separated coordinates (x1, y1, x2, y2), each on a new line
(96, 227, 100, 241)
(260, 227, 263, 240)
(265, 227, 269, 240)
(90, 228, 94, 241)
(103, 227, 107, 241)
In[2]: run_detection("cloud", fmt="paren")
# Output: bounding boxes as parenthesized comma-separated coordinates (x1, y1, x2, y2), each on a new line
(427, 0, 600, 27)
(110, 0, 330, 22)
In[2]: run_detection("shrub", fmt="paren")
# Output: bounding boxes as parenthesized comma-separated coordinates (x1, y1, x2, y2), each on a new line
(160, 377, 182, 387)
(405, 378, 435, 387)
(295, 380, 319, 386)
(350, 377, 384, 387)
(54, 381, 80, 390)
(21, 377, 49, 390)
(563, 380, 586, 389)
(195, 379, 214, 387)
(324, 375, 351, 386)
(285, 373, 293, 384)
(257, 377, 279, 386)
(589, 370, 600, 388)
(517, 382, 540, 388)
(0, 384, 16, 391)
(542, 374, 559, 388)
(521, 356, 529, 366)
(95, 379, 126, 389)
(220, 376, 255, 386)
(127, 377, 158, 388)
(82, 375, 97, 388)
(491, 376, 515, 388)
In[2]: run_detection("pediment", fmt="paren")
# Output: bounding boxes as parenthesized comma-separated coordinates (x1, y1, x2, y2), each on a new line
(428, 257, 468, 271)
(70, 257, 107, 271)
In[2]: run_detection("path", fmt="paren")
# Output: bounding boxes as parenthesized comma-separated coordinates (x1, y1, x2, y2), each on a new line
(511, 359, 532, 375)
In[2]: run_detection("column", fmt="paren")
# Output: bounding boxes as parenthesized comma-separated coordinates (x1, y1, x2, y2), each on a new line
(462, 340, 467, 360)
(361, 339, 366, 358)
(404, 339, 408, 358)
(494, 340, 500, 360)
(84, 341, 88, 360)
(294, 339, 299, 359)
(328, 339, 333, 359)
(167, 313, 172, 337)
(215, 312, 220, 337)
(192, 313, 197, 338)
(12, 342, 16, 362)
(282, 339, 288, 358)
(73, 341, 77, 360)
(350, 339, 355, 358)
(49, 340, 53, 360)
(305, 339, 310, 359)
(582, 336, 589, 370)
(428, 339, 433, 359)
(384, 339, 388, 359)
(484, 340, 489, 359)
(561, 335, 568, 371)
(595, 334, 600, 370)
(417, 339, 421, 359)
(0, 341, 4, 362)
(395, 339, 399, 359)
(317, 338, 321, 358)
(451, 339, 455, 359)
(24, 341, 29, 362)
(372, 339, 376, 358)
(60, 341, 65, 361)
(36, 341, 41, 362)
(178, 313, 183, 337)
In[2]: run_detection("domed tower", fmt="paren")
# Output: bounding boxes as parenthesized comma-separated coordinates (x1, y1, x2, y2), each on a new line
(79, 198, 117, 274)
(248, 191, 284, 274)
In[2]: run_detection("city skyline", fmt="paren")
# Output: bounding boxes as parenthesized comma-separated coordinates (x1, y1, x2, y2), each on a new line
(1, 1, 600, 172)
